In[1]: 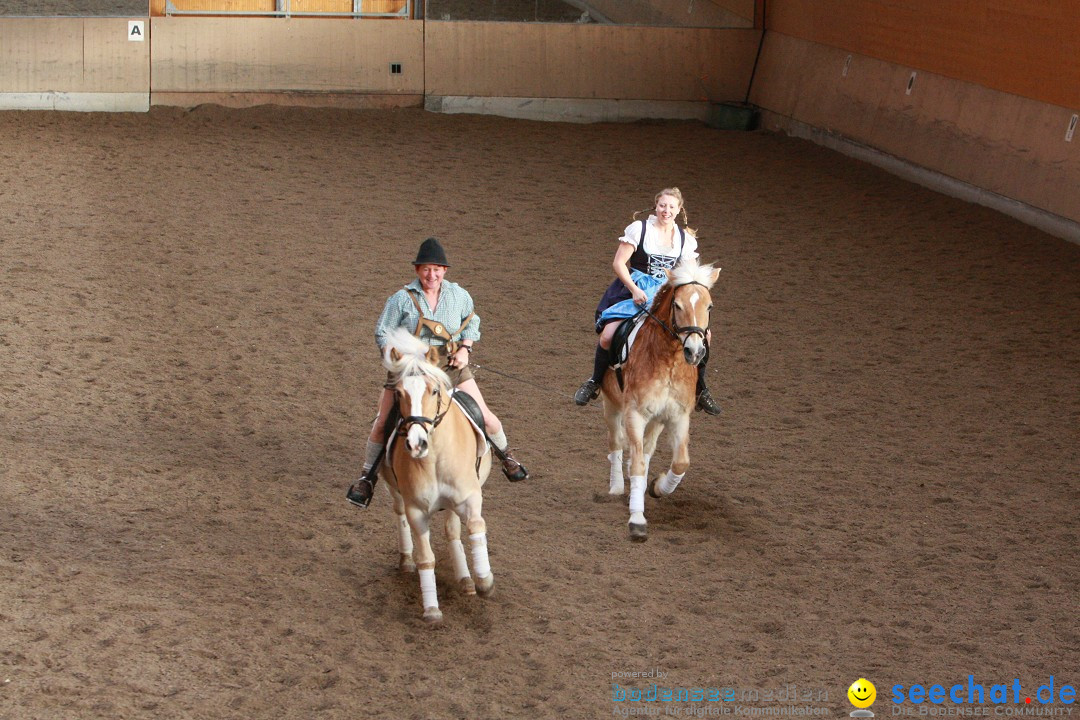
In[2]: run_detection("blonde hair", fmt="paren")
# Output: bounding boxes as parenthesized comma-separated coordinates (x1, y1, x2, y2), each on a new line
(632, 187, 697, 235)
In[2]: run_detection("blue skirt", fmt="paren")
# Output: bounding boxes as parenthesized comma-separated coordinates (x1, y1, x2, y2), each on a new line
(595, 270, 663, 332)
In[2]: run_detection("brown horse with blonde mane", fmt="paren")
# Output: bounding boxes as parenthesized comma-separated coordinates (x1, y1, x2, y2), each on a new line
(601, 258, 721, 541)
(380, 328, 495, 624)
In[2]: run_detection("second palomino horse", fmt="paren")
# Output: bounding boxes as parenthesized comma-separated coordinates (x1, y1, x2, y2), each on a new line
(380, 328, 495, 624)
(601, 258, 720, 541)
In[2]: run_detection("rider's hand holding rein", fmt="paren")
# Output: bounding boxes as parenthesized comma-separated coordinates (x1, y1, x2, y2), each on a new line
(449, 344, 472, 369)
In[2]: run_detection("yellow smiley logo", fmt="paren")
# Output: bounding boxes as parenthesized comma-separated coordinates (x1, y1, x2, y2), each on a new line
(848, 679, 877, 709)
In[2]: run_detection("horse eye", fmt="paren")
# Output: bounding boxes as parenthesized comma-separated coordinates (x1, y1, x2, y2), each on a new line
(674, 302, 683, 311)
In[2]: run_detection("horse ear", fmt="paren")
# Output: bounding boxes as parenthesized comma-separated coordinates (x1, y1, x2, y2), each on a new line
(389, 347, 403, 363)
(709, 266, 721, 285)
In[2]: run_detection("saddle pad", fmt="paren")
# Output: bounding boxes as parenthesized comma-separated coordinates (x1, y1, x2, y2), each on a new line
(611, 313, 647, 371)
(450, 390, 490, 459)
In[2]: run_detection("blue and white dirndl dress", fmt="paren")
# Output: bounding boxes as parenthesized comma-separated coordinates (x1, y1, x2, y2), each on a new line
(596, 269, 664, 326)
(593, 216, 694, 333)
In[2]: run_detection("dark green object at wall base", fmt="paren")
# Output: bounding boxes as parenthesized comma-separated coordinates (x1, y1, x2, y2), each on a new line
(707, 102, 760, 131)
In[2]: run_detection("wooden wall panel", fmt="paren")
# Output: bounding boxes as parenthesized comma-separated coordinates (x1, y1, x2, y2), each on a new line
(150, 17, 422, 92)
(425, 22, 760, 101)
(766, 0, 1080, 110)
(0, 18, 149, 93)
(750, 32, 1080, 225)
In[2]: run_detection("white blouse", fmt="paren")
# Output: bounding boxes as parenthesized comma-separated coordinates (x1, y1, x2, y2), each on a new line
(619, 214, 700, 261)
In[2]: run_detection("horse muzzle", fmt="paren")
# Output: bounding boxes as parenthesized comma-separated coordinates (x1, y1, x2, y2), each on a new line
(400, 416, 434, 458)
(682, 335, 706, 366)
(406, 426, 430, 458)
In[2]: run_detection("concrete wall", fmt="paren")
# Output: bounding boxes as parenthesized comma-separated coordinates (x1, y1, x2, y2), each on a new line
(0, 18, 149, 111)
(751, 0, 1080, 237)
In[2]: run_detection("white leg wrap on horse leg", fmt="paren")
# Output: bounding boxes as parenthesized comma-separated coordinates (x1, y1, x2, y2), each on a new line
(398, 516, 413, 555)
(657, 470, 685, 496)
(608, 450, 624, 494)
(629, 475, 646, 514)
(419, 567, 438, 609)
(469, 532, 491, 579)
(449, 539, 470, 581)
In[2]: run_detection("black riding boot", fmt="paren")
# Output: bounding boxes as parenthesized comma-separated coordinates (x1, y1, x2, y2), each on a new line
(695, 343, 721, 416)
(574, 345, 611, 406)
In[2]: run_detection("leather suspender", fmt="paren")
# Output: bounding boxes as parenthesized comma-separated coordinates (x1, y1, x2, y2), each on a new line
(406, 289, 475, 356)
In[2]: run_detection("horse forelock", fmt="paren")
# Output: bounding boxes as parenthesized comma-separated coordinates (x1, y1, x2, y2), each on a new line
(669, 258, 718, 289)
(383, 328, 452, 391)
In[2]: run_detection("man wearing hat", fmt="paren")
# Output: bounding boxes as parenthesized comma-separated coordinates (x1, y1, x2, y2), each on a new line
(347, 237, 529, 509)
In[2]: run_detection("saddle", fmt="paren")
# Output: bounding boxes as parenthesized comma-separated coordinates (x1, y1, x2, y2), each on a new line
(608, 313, 647, 391)
(449, 390, 489, 458)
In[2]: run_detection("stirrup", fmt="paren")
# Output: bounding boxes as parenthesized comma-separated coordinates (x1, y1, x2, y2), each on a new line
(574, 378, 601, 406)
(500, 449, 529, 482)
(695, 388, 722, 416)
(346, 475, 376, 508)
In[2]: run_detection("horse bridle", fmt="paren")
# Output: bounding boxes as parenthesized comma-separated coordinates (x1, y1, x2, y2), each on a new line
(640, 280, 711, 345)
(395, 377, 449, 438)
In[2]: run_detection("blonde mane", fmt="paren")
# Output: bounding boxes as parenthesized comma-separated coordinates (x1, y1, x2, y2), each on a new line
(382, 327, 452, 390)
(669, 257, 719, 289)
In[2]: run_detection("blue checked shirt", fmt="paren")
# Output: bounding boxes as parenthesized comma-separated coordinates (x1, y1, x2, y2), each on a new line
(375, 279, 481, 350)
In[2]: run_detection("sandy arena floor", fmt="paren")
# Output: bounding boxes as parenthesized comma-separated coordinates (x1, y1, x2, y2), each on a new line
(0, 105, 1077, 719)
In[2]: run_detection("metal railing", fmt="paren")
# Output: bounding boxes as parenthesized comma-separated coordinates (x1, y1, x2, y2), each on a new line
(164, 0, 410, 18)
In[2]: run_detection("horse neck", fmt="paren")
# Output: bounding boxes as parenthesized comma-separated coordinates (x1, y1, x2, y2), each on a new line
(642, 288, 680, 349)
(634, 290, 685, 369)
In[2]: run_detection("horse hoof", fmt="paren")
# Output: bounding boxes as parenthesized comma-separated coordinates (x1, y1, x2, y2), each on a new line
(475, 574, 495, 598)
(629, 522, 648, 542)
(460, 576, 477, 596)
(399, 554, 417, 574)
(423, 607, 443, 625)
(647, 478, 662, 499)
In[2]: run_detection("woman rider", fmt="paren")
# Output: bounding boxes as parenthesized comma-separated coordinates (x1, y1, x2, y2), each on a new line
(347, 237, 529, 509)
(573, 188, 721, 415)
